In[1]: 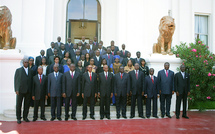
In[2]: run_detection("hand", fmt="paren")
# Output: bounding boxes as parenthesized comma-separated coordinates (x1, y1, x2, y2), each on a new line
(111, 93, 113, 98)
(142, 92, 144, 96)
(159, 90, 161, 94)
(176, 92, 179, 96)
(95, 93, 97, 98)
(32, 96, 35, 100)
(16, 91, 19, 95)
(115, 93, 117, 97)
(127, 93, 129, 97)
(82, 93, 84, 98)
(77, 93, 80, 97)
(62, 93, 66, 98)
(45, 95, 48, 100)
(145, 95, 147, 98)
(98, 93, 100, 98)
(188, 92, 190, 96)
(48, 93, 50, 97)
(172, 91, 174, 95)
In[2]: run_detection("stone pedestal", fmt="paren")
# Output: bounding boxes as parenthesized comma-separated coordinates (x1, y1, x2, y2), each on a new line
(0, 49, 23, 114)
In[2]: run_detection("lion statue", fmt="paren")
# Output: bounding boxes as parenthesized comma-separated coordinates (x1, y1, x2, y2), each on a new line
(0, 6, 16, 50)
(153, 16, 175, 55)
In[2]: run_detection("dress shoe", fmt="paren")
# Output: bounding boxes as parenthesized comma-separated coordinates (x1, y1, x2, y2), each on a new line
(167, 115, 172, 118)
(23, 118, 30, 122)
(146, 116, 150, 119)
(176, 116, 180, 119)
(122, 116, 127, 119)
(106, 116, 111, 120)
(50, 117, 55, 121)
(130, 116, 134, 119)
(100, 116, 104, 120)
(33, 118, 37, 122)
(153, 116, 159, 118)
(139, 116, 145, 119)
(182, 116, 189, 119)
(65, 117, 68, 121)
(117, 116, 120, 119)
(83, 116, 86, 120)
(17, 120, 21, 124)
(72, 117, 77, 121)
(90, 116, 95, 120)
(161, 115, 164, 118)
(41, 117, 47, 121)
(57, 117, 62, 121)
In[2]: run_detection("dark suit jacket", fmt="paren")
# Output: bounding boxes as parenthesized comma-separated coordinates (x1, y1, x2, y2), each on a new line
(144, 76, 159, 98)
(58, 50, 67, 59)
(120, 50, 129, 58)
(122, 58, 135, 66)
(82, 49, 94, 58)
(114, 73, 130, 96)
(82, 72, 97, 97)
(62, 71, 81, 97)
(48, 63, 64, 74)
(134, 58, 143, 65)
(72, 55, 81, 66)
(174, 72, 190, 94)
(48, 72, 63, 97)
(98, 72, 113, 97)
(65, 43, 74, 52)
(102, 54, 114, 67)
(129, 70, 144, 95)
(48, 55, 62, 65)
(93, 56, 102, 67)
(35, 56, 47, 66)
(69, 49, 77, 58)
(14, 67, 33, 94)
(54, 42, 64, 49)
(46, 48, 54, 60)
(97, 49, 106, 56)
(32, 74, 48, 100)
(157, 69, 174, 94)
(107, 46, 119, 52)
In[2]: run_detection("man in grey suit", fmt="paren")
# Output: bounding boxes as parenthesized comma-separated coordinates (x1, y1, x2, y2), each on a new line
(97, 43, 106, 56)
(114, 66, 130, 119)
(55, 36, 64, 49)
(62, 64, 81, 121)
(14, 58, 33, 124)
(32, 66, 48, 121)
(157, 62, 174, 118)
(48, 64, 63, 121)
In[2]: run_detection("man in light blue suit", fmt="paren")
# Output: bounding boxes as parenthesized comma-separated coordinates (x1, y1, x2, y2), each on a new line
(48, 64, 63, 121)
(102, 48, 114, 67)
(157, 62, 174, 118)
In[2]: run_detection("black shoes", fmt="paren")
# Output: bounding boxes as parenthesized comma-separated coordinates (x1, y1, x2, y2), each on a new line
(117, 115, 120, 119)
(57, 117, 62, 121)
(65, 117, 68, 121)
(50, 117, 55, 121)
(106, 116, 111, 120)
(130, 116, 134, 119)
(146, 116, 150, 119)
(182, 116, 189, 119)
(72, 117, 77, 121)
(17, 119, 21, 124)
(33, 118, 37, 122)
(176, 116, 180, 119)
(122, 116, 127, 119)
(100, 116, 104, 120)
(167, 115, 172, 118)
(23, 118, 30, 122)
(41, 117, 47, 121)
(90, 116, 95, 120)
(153, 116, 159, 118)
(83, 115, 86, 120)
(139, 116, 145, 119)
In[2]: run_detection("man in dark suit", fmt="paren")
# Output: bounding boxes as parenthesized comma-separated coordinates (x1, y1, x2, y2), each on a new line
(35, 50, 46, 66)
(48, 64, 63, 121)
(48, 48, 61, 65)
(129, 63, 145, 118)
(89, 39, 97, 51)
(122, 52, 135, 66)
(82, 44, 94, 58)
(157, 62, 174, 118)
(98, 41, 107, 51)
(46, 42, 55, 60)
(102, 48, 114, 67)
(65, 37, 74, 52)
(81, 36, 87, 48)
(107, 40, 119, 52)
(114, 66, 130, 119)
(48, 56, 64, 74)
(110, 46, 117, 56)
(72, 50, 81, 66)
(134, 51, 143, 65)
(58, 44, 67, 59)
(32, 66, 48, 121)
(98, 65, 113, 119)
(55, 36, 64, 49)
(120, 44, 129, 58)
(175, 65, 190, 119)
(93, 36, 99, 49)
(62, 64, 81, 121)
(97, 43, 106, 56)
(14, 58, 33, 124)
(82, 65, 97, 120)
(93, 50, 102, 68)
(69, 44, 78, 57)
(145, 68, 159, 118)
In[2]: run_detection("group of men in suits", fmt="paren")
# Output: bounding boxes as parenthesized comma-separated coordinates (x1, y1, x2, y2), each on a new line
(14, 36, 191, 124)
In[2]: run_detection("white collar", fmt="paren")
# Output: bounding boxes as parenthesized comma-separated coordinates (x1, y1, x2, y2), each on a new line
(70, 70, 75, 75)
(104, 71, 108, 76)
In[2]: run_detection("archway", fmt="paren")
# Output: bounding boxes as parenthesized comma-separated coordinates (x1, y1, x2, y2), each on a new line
(66, 0, 101, 44)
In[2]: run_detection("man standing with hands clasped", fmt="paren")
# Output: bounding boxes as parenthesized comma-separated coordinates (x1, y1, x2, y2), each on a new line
(175, 65, 190, 119)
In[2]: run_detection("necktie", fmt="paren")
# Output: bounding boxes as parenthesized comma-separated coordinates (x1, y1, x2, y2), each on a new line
(166, 70, 168, 77)
(71, 72, 73, 79)
(108, 54, 110, 59)
(90, 73, 92, 81)
(94, 42, 96, 45)
(136, 71, 138, 80)
(151, 76, 154, 84)
(55, 73, 58, 80)
(40, 75, 42, 84)
(77, 56, 80, 61)
(123, 51, 125, 55)
(106, 72, 107, 80)
(112, 52, 114, 55)
(121, 73, 123, 79)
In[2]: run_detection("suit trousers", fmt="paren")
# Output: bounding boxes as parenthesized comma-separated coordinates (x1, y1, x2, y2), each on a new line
(100, 94, 111, 117)
(160, 94, 172, 116)
(146, 96, 158, 117)
(16, 92, 31, 120)
(116, 95, 127, 117)
(131, 94, 143, 117)
(33, 98, 45, 119)
(51, 97, 61, 118)
(65, 93, 77, 118)
(176, 93, 187, 117)
(83, 95, 95, 117)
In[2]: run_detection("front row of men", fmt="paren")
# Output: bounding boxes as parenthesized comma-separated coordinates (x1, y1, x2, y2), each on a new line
(14, 59, 190, 124)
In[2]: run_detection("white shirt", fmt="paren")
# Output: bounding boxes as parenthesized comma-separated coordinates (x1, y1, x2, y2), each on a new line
(90, 44, 93, 50)
(150, 75, 154, 80)
(61, 50, 65, 54)
(81, 60, 85, 67)
(42, 65, 47, 75)
(164, 69, 169, 74)
(88, 72, 92, 77)
(96, 56, 100, 61)
(54, 72, 59, 77)
(70, 71, 75, 76)
(181, 72, 185, 79)
(23, 66, 28, 75)
(135, 70, 139, 74)
(104, 71, 108, 77)
(38, 74, 43, 79)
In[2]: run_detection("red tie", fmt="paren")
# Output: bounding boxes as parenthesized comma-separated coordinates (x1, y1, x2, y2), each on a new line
(121, 73, 123, 79)
(71, 72, 73, 79)
(123, 51, 125, 55)
(151, 76, 154, 84)
(108, 54, 110, 59)
(90, 73, 92, 81)
(106, 72, 107, 80)
(136, 71, 138, 80)
(112, 52, 114, 55)
(166, 70, 168, 77)
(40, 75, 42, 84)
